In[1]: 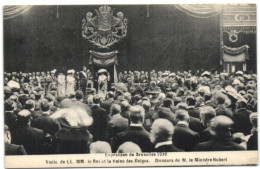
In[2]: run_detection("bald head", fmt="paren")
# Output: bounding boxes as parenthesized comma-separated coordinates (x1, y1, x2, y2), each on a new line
(90, 141, 112, 154)
(117, 142, 142, 153)
(129, 105, 145, 124)
(211, 115, 234, 137)
(150, 118, 174, 144)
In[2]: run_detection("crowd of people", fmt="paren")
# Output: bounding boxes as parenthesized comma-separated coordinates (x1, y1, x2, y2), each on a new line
(4, 68, 258, 155)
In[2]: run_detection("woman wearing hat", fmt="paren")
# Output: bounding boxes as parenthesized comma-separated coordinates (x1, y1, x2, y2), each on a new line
(97, 69, 108, 99)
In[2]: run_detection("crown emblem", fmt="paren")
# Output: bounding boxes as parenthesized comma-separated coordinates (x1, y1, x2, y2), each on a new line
(82, 5, 128, 48)
(99, 5, 111, 13)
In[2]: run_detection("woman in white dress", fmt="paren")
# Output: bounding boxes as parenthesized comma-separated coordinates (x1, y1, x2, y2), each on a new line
(57, 72, 66, 97)
(97, 69, 108, 100)
(66, 70, 75, 96)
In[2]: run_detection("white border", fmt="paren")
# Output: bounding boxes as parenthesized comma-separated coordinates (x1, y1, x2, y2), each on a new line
(0, 1, 259, 169)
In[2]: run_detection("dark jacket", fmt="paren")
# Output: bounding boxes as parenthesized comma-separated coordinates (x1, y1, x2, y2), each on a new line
(54, 127, 92, 154)
(155, 144, 183, 152)
(5, 111, 17, 132)
(194, 138, 245, 151)
(89, 105, 109, 141)
(107, 114, 128, 142)
(187, 107, 200, 119)
(189, 116, 202, 133)
(233, 108, 252, 135)
(172, 122, 200, 151)
(31, 114, 61, 136)
(11, 125, 45, 155)
(247, 130, 258, 150)
(114, 125, 153, 152)
(215, 104, 233, 119)
(5, 143, 27, 155)
(199, 127, 213, 143)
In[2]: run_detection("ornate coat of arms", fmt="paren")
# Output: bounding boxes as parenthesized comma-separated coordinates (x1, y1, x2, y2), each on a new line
(82, 5, 128, 48)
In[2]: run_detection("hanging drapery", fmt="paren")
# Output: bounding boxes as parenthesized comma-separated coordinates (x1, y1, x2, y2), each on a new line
(89, 50, 119, 83)
(222, 45, 249, 62)
(89, 50, 118, 67)
(174, 4, 220, 18)
(4, 5, 33, 19)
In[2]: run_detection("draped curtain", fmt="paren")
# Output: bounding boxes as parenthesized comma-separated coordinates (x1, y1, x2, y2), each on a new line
(4, 6, 32, 19)
(222, 45, 249, 62)
(174, 4, 220, 18)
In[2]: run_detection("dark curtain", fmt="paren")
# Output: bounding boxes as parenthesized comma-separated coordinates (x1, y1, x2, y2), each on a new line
(4, 5, 223, 73)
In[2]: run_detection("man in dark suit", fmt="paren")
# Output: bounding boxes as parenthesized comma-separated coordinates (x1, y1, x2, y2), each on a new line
(89, 94, 109, 141)
(152, 107, 175, 125)
(101, 91, 114, 113)
(107, 104, 128, 144)
(11, 110, 46, 155)
(120, 100, 131, 120)
(186, 96, 200, 118)
(5, 125, 27, 155)
(24, 99, 42, 119)
(80, 66, 88, 95)
(142, 100, 154, 131)
(204, 93, 217, 108)
(215, 93, 233, 118)
(194, 116, 245, 151)
(233, 99, 253, 135)
(150, 119, 183, 152)
(113, 105, 153, 152)
(4, 100, 18, 132)
(172, 109, 200, 151)
(199, 106, 216, 142)
(31, 99, 61, 136)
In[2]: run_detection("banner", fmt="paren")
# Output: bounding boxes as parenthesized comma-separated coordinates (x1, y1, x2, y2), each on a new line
(89, 50, 118, 67)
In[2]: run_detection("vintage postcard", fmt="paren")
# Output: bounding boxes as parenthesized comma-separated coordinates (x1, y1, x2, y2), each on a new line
(3, 3, 258, 168)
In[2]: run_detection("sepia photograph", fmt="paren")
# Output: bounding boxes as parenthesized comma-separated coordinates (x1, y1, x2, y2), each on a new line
(2, 2, 258, 168)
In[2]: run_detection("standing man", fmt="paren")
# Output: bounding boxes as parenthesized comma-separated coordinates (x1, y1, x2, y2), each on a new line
(80, 66, 88, 96)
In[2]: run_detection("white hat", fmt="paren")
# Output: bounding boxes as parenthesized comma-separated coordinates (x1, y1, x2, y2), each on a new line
(220, 72, 229, 76)
(198, 86, 211, 95)
(7, 80, 20, 89)
(162, 72, 168, 76)
(201, 71, 211, 77)
(98, 69, 107, 74)
(169, 73, 176, 77)
(225, 85, 238, 99)
(232, 79, 241, 85)
(235, 71, 244, 75)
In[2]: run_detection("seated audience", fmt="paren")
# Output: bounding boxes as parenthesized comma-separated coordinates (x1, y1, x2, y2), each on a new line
(194, 116, 245, 151)
(172, 109, 200, 151)
(114, 105, 153, 152)
(150, 119, 183, 152)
